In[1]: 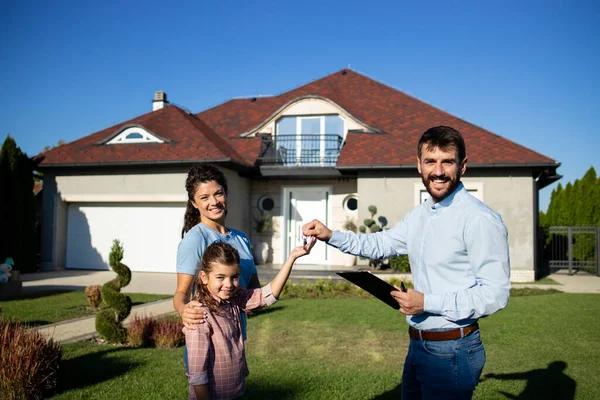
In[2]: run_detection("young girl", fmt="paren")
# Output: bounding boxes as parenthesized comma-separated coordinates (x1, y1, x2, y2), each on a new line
(184, 238, 315, 400)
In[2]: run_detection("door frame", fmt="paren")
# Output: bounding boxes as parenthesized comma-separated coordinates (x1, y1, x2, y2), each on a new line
(280, 185, 332, 264)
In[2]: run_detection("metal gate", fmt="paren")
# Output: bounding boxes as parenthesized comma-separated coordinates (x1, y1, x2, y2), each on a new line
(544, 226, 600, 276)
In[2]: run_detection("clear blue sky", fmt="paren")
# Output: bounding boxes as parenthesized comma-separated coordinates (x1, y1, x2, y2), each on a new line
(1, 0, 598, 211)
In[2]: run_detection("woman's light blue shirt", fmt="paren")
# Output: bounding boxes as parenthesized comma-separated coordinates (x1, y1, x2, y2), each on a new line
(176, 223, 258, 339)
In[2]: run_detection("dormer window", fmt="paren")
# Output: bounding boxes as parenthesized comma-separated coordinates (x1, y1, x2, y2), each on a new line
(252, 96, 382, 167)
(275, 115, 345, 165)
(106, 126, 165, 145)
(126, 132, 143, 140)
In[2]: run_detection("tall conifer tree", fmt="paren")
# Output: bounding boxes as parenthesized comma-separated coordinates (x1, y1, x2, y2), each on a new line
(0, 135, 36, 272)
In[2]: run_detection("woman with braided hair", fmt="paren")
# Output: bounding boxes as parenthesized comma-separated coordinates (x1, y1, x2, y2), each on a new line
(174, 164, 261, 371)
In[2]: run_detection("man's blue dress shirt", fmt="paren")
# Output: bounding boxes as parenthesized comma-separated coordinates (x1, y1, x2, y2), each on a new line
(328, 183, 511, 330)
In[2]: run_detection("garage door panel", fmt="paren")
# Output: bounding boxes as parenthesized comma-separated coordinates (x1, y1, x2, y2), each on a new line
(66, 205, 108, 270)
(66, 203, 185, 272)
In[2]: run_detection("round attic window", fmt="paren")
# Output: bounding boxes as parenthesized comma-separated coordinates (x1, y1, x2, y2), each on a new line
(258, 196, 275, 212)
(343, 195, 358, 213)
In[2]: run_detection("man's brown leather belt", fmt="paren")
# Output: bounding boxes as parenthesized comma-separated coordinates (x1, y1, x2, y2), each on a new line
(408, 322, 479, 341)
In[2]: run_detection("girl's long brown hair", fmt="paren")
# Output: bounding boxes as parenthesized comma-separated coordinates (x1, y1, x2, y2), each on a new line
(182, 164, 229, 238)
(194, 242, 240, 314)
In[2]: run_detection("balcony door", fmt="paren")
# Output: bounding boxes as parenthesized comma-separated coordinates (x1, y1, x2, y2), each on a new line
(275, 115, 344, 166)
(283, 186, 330, 265)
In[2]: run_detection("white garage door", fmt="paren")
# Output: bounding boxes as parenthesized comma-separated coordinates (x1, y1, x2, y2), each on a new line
(66, 202, 186, 272)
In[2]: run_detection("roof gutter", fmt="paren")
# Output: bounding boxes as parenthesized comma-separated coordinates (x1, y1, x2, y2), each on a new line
(37, 157, 251, 169)
(336, 162, 561, 170)
(336, 161, 562, 190)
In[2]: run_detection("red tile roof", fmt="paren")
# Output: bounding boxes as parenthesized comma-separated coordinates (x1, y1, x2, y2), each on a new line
(38, 69, 556, 169)
(38, 105, 253, 167)
(198, 69, 556, 167)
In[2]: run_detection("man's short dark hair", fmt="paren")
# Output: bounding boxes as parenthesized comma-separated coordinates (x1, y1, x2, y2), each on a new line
(417, 126, 466, 163)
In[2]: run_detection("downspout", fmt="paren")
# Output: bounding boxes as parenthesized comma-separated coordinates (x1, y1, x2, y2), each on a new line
(533, 171, 544, 279)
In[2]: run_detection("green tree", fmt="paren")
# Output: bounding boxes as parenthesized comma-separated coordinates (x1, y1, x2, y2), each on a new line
(42, 140, 66, 153)
(543, 183, 563, 227)
(539, 210, 547, 227)
(558, 182, 573, 226)
(95, 239, 132, 343)
(34, 140, 66, 182)
(0, 135, 36, 272)
(594, 174, 600, 225)
(576, 167, 597, 225)
(541, 166, 599, 264)
(544, 167, 599, 227)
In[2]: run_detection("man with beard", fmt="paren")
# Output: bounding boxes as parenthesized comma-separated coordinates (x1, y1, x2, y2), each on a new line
(302, 126, 510, 400)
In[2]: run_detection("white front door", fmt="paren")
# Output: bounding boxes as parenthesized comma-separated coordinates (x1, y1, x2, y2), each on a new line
(284, 187, 329, 264)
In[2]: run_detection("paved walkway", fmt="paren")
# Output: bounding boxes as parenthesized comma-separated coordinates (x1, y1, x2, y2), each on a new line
(20, 267, 600, 343)
(35, 299, 175, 343)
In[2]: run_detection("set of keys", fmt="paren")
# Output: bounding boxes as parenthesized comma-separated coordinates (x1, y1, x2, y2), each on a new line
(301, 234, 316, 250)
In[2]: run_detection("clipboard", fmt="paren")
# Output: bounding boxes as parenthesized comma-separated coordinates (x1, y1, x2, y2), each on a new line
(336, 270, 402, 310)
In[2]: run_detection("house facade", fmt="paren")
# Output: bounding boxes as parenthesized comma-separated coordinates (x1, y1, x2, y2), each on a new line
(37, 70, 560, 282)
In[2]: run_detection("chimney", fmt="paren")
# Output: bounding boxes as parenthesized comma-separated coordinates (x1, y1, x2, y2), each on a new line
(152, 91, 169, 111)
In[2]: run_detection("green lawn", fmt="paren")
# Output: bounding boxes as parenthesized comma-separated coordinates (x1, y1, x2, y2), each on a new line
(0, 290, 171, 326)
(48, 291, 600, 399)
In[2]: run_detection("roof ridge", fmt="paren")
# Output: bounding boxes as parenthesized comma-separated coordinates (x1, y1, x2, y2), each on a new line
(268, 67, 349, 98)
(195, 67, 350, 115)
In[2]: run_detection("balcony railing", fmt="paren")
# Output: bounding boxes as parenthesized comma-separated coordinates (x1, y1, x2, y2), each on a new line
(258, 134, 344, 166)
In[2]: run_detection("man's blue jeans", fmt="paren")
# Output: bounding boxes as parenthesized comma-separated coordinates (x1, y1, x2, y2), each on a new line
(402, 329, 486, 400)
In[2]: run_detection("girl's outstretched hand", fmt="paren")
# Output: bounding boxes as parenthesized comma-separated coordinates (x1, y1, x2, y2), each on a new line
(290, 236, 317, 258)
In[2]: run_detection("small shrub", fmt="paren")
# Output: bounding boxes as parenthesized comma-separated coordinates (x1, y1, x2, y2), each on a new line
(388, 255, 411, 273)
(386, 278, 413, 290)
(127, 315, 155, 348)
(84, 285, 102, 310)
(0, 317, 62, 400)
(359, 205, 388, 234)
(342, 217, 358, 233)
(281, 279, 372, 299)
(253, 211, 274, 234)
(152, 318, 184, 349)
(359, 206, 391, 268)
(279, 278, 413, 300)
